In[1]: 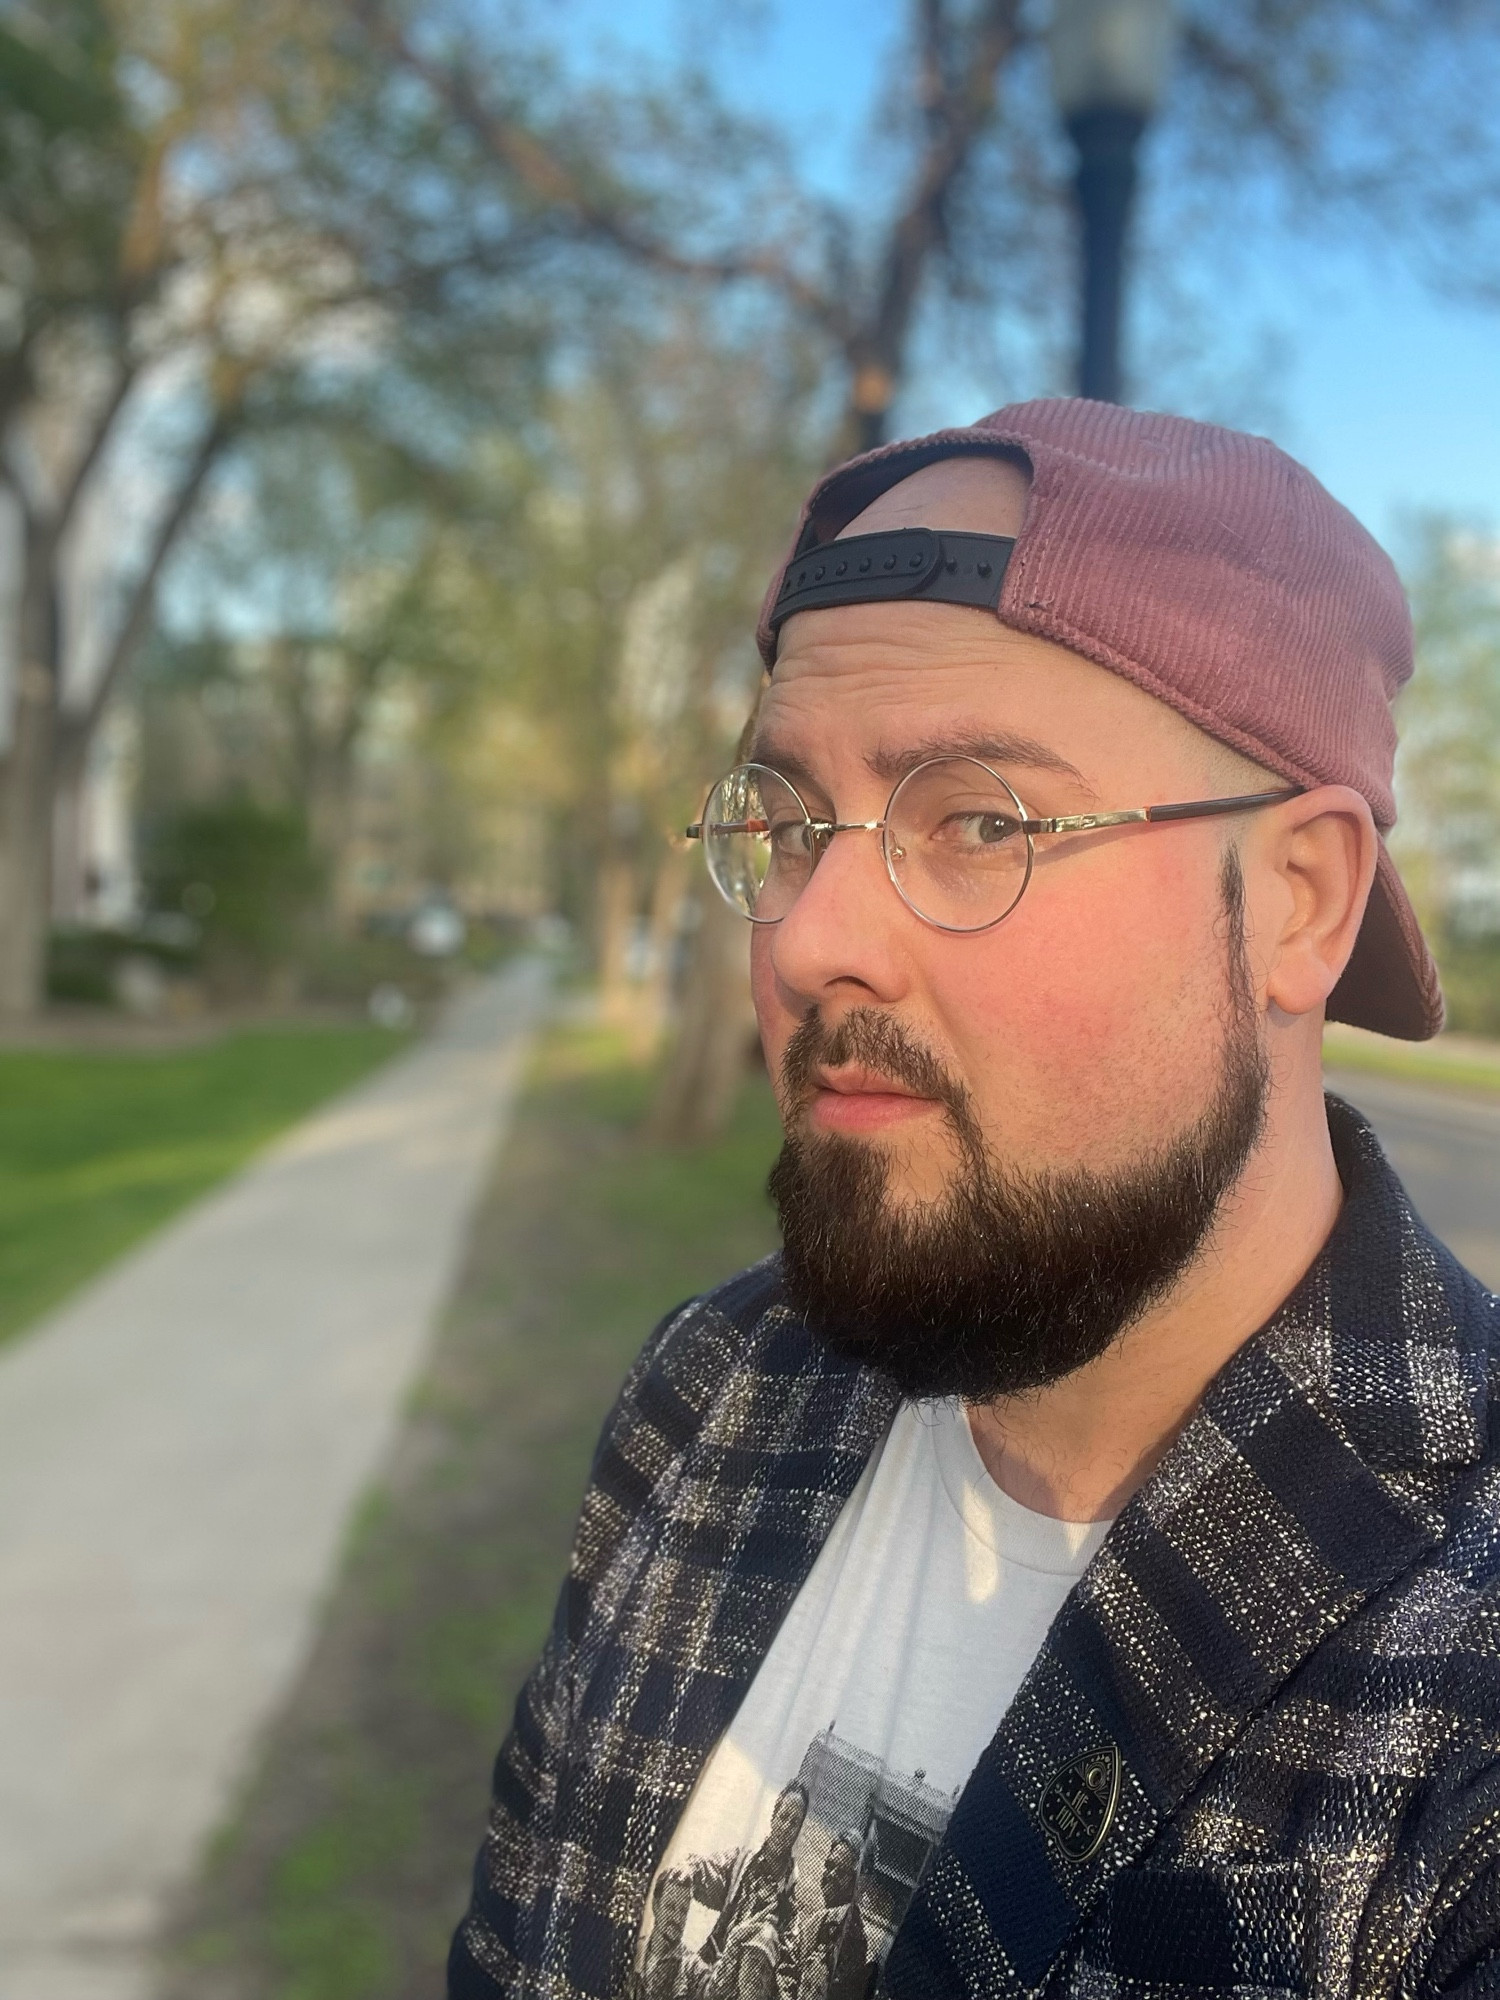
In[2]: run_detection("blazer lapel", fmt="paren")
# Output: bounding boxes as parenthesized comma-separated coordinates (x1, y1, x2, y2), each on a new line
(887, 1102, 1488, 1998)
(563, 1277, 899, 1981)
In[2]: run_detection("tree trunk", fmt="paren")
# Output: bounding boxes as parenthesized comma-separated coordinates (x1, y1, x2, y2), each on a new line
(633, 843, 688, 1044)
(0, 402, 232, 1014)
(647, 875, 755, 1145)
(595, 849, 640, 1022)
(321, 763, 362, 935)
(0, 520, 61, 1016)
(50, 721, 90, 926)
(306, 739, 361, 934)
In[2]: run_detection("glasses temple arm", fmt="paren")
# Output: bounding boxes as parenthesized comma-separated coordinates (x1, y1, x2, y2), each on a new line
(1028, 789, 1300, 837)
(691, 790, 1301, 841)
(1144, 788, 1302, 824)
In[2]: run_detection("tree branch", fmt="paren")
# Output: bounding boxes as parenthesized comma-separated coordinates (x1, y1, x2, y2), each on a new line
(64, 402, 236, 747)
(849, 0, 1025, 448)
(54, 348, 141, 537)
(350, 0, 850, 343)
(0, 315, 43, 449)
(1174, 19, 1318, 171)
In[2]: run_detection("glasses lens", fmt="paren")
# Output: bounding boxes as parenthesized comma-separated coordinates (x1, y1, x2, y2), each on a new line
(701, 764, 813, 922)
(885, 756, 1031, 930)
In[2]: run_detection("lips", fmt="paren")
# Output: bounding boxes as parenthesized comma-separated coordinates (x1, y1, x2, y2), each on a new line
(807, 1064, 940, 1134)
(813, 1064, 926, 1099)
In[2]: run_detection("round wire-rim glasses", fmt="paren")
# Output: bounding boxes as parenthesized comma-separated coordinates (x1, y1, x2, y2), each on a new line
(686, 756, 1302, 935)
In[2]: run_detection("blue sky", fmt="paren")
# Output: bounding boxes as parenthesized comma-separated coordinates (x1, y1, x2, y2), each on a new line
(558, 0, 1500, 556)
(1255, 261, 1500, 547)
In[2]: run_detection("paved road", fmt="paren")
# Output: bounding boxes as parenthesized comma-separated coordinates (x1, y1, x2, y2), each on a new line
(0, 961, 547, 2000)
(1324, 1067, 1500, 1291)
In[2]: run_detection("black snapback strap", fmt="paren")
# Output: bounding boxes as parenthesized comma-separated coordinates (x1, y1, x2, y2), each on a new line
(768, 527, 1015, 637)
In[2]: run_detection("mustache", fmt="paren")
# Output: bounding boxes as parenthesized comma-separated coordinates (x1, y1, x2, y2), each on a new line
(780, 1008, 972, 1123)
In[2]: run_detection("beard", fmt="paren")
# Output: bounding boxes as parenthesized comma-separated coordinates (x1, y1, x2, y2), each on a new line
(767, 856, 1270, 1402)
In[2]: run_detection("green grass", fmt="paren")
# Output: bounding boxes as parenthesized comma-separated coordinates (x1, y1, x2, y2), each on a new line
(0, 1025, 409, 1345)
(160, 1021, 783, 2000)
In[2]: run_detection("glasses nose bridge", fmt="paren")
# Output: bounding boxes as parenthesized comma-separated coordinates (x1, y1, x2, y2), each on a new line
(795, 819, 892, 922)
(806, 815, 887, 867)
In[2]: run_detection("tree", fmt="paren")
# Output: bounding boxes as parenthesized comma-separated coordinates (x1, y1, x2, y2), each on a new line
(0, 0, 194, 1011)
(1395, 517, 1500, 940)
(0, 1, 363, 1011)
(0, 0, 555, 1015)
(355, 0, 1047, 453)
(425, 312, 823, 980)
(156, 420, 485, 924)
(358, 1, 1500, 448)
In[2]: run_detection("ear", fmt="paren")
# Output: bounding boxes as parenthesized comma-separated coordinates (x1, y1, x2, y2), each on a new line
(1252, 786, 1379, 1020)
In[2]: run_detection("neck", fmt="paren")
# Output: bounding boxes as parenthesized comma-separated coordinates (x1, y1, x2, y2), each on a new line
(967, 1021, 1341, 1522)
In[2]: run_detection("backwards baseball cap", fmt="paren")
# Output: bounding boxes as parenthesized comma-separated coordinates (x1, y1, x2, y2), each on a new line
(755, 398, 1443, 1042)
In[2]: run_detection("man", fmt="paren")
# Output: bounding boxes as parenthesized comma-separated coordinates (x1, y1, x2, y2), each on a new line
(622, 1782, 809, 2000)
(449, 400, 1500, 1998)
(789, 1832, 871, 2000)
(681, 1781, 807, 1990)
(633, 1870, 696, 2000)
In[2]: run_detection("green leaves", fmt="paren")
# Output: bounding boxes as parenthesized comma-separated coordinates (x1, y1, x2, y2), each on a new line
(1395, 514, 1500, 951)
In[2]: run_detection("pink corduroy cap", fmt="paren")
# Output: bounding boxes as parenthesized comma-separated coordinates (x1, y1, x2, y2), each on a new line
(755, 398, 1444, 1042)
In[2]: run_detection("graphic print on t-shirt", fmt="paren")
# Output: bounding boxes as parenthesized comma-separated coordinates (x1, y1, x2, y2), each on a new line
(633, 1399, 1112, 2000)
(633, 1722, 958, 2000)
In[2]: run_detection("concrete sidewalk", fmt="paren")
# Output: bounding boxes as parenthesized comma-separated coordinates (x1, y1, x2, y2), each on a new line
(0, 960, 548, 2000)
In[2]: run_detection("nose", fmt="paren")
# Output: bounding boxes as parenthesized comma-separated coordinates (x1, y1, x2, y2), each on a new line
(766, 816, 913, 1009)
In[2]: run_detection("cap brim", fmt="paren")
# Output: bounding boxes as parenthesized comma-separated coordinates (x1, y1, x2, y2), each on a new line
(1326, 842, 1445, 1041)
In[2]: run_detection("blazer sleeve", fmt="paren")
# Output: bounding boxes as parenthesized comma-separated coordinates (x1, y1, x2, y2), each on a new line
(1431, 1960, 1500, 2000)
(1419, 1861, 1500, 1998)
(446, 1293, 714, 1998)
(1393, 1757, 1500, 1999)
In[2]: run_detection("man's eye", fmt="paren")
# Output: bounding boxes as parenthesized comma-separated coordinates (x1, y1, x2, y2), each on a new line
(936, 811, 1022, 847)
(976, 813, 1022, 845)
(767, 820, 811, 857)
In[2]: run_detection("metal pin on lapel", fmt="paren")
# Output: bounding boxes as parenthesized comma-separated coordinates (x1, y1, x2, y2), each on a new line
(1039, 1743, 1122, 1863)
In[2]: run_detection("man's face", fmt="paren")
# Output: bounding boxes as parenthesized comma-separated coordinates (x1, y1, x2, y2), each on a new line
(767, 1788, 807, 1858)
(821, 1839, 858, 1905)
(654, 1875, 691, 1947)
(751, 459, 1271, 1397)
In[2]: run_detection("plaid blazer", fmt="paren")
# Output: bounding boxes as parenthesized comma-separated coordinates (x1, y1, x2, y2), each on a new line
(450, 1100, 1500, 1999)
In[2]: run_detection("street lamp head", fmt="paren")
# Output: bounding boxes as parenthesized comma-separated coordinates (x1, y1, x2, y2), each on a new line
(1048, 0, 1177, 121)
(1049, 0, 1176, 402)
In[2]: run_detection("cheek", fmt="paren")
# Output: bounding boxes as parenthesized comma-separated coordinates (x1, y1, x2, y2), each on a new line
(931, 845, 1227, 1159)
(749, 926, 776, 1013)
(750, 929, 792, 1077)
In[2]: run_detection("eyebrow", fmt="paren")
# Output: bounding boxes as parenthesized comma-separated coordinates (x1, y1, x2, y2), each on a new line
(748, 727, 1097, 799)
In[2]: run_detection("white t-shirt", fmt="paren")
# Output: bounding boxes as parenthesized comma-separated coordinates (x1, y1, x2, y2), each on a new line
(633, 1399, 1113, 2000)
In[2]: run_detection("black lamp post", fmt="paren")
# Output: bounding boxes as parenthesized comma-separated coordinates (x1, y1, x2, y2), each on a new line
(1050, 0, 1176, 403)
